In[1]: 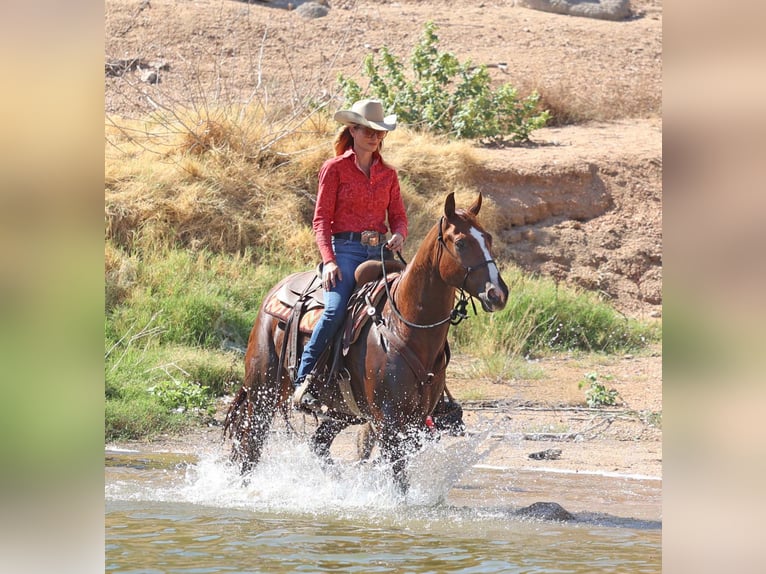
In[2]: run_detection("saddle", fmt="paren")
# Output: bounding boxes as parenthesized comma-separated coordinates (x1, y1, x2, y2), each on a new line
(262, 260, 405, 385)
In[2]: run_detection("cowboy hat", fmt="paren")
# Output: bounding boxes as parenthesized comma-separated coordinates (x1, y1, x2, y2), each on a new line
(334, 99, 397, 131)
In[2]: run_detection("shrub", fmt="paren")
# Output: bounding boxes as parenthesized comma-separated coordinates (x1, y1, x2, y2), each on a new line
(338, 22, 550, 144)
(148, 379, 214, 415)
(579, 372, 620, 408)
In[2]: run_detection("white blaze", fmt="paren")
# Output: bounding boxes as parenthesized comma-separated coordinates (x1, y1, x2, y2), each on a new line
(469, 227, 500, 286)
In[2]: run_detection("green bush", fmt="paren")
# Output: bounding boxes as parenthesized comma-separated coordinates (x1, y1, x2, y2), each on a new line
(148, 379, 214, 415)
(579, 372, 620, 408)
(338, 22, 550, 143)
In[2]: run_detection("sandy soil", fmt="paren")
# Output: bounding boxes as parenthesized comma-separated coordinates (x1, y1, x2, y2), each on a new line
(105, 0, 662, 480)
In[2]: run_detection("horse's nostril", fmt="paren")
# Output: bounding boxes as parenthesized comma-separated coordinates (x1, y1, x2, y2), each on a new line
(484, 284, 507, 306)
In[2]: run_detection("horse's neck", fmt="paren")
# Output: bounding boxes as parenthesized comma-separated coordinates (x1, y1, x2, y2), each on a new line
(388, 245, 455, 345)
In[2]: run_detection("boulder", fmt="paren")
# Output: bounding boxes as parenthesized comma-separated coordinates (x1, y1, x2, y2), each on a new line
(515, 501, 576, 521)
(295, 2, 329, 18)
(515, 0, 632, 21)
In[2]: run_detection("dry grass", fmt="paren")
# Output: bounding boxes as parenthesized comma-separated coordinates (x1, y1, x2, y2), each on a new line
(106, 106, 328, 259)
(518, 73, 661, 127)
(105, 106, 508, 263)
(384, 131, 501, 240)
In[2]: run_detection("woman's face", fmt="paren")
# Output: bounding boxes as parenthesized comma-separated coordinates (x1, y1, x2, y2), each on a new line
(351, 124, 387, 152)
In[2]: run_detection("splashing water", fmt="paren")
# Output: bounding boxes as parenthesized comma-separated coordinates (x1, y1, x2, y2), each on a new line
(107, 426, 495, 520)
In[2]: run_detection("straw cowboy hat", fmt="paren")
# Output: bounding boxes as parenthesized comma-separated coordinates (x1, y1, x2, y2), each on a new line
(334, 99, 397, 131)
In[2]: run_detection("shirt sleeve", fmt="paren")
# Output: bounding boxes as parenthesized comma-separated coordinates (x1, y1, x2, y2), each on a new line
(386, 172, 408, 239)
(313, 160, 338, 264)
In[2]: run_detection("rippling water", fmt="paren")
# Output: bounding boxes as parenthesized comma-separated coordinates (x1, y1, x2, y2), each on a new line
(106, 432, 661, 573)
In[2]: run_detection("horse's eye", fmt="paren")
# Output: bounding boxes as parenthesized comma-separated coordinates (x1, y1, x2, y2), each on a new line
(455, 238, 466, 251)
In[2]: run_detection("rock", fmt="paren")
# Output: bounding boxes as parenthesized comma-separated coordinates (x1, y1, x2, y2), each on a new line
(295, 2, 329, 18)
(140, 69, 159, 84)
(528, 448, 562, 460)
(516, 501, 575, 521)
(515, 0, 632, 21)
(105, 58, 168, 79)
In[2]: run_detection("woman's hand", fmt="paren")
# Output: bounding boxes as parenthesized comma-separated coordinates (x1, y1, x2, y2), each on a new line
(386, 232, 405, 253)
(322, 260, 341, 290)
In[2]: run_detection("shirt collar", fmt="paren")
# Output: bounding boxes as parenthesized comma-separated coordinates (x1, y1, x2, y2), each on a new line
(342, 147, 381, 165)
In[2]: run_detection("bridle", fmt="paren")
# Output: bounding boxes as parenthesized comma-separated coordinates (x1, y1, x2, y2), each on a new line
(381, 216, 497, 329)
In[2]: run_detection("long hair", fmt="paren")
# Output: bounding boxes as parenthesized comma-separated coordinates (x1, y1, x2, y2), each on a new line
(333, 125, 387, 159)
(333, 126, 354, 156)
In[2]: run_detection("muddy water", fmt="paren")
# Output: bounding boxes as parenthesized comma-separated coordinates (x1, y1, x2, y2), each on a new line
(105, 433, 661, 573)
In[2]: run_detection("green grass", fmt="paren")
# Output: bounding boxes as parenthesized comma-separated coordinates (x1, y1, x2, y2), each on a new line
(450, 267, 659, 359)
(104, 247, 298, 441)
(105, 246, 660, 441)
(467, 353, 547, 383)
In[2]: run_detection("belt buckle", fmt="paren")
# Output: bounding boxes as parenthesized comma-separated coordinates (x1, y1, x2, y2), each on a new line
(361, 230, 380, 246)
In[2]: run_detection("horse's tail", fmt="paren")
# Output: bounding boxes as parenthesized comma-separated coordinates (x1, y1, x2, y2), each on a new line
(222, 386, 246, 440)
(222, 387, 252, 453)
(222, 386, 268, 473)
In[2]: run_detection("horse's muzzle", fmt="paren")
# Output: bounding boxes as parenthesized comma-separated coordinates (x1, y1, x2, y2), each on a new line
(478, 281, 508, 312)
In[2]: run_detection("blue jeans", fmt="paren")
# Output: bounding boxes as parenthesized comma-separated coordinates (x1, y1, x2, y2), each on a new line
(296, 238, 390, 382)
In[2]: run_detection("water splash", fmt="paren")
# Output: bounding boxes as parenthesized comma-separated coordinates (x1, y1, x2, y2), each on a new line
(106, 426, 495, 520)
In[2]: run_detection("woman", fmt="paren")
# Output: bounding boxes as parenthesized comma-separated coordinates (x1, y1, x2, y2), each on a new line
(293, 99, 408, 411)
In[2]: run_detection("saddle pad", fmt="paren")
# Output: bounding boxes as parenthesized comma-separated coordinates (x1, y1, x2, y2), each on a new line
(263, 295, 324, 334)
(273, 271, 324, 310)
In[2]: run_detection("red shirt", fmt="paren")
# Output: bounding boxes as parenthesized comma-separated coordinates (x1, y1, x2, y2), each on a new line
(313, 148, 408, 264)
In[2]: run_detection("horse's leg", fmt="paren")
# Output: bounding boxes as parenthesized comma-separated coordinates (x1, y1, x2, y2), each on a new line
(356, 422, 376, 461)
(377, 430, 410, 493)
(373, 401, 428, 493)
(375, 405, 421, 493)
(224, 314, 283, 474)
(311, 418, 350, 461)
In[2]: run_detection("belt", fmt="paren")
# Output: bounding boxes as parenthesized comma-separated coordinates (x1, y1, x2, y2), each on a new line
(333, 231, 386, 246)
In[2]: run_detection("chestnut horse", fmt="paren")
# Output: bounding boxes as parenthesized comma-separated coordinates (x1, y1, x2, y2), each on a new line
(223, 193, 508, 490)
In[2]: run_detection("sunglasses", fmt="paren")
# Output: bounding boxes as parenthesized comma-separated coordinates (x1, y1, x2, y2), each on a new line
(353, 125, 387, 139)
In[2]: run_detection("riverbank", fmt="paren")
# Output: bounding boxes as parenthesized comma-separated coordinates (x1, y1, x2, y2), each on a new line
(107, 345, 662, 481)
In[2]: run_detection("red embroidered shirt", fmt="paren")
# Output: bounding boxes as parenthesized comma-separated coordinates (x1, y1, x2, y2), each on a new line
(313, 148, 408, 264)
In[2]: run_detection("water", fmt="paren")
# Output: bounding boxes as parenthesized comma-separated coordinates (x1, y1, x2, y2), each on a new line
(106, 432, 661, 573)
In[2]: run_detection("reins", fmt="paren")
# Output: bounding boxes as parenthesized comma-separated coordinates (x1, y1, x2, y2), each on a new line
(380, 216, 495, 329)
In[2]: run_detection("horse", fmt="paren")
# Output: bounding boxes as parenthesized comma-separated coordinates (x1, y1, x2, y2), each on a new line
(223, 192, 508, 491)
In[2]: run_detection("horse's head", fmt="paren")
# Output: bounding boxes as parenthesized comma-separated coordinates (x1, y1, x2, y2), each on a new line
(437, 192, 508, 312)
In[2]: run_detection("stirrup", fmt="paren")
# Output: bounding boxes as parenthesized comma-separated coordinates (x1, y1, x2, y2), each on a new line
(298, 391, 320, 412)
(293, 375, 320, 411)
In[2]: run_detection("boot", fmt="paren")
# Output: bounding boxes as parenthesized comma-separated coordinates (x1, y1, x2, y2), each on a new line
(292, 374, 320, 412)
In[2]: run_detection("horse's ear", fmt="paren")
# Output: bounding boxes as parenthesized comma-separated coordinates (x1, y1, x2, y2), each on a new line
(468, 193, 482, 216)
(444, 192, 456, 218)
